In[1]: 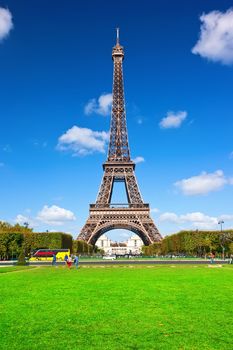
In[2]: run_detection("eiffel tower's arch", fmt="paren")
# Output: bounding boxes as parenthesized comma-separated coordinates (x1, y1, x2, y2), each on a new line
(79, 205, 161, 246)
(87, 222, 152, 246)
(77, 30, 162, 246)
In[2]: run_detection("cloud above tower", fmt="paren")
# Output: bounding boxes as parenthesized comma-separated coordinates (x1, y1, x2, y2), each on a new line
(159, 111, 187, 129)
(57, 125, 109, 156)
(84, 93, 112, 116)
(37, 205, 76, 225)
(192, 8, 233, 65)
(174, 170, 233, 196)
(0, 7, 13, 41)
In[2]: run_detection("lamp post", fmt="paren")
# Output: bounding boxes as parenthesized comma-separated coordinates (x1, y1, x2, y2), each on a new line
(218, 220, 225, 260)
(218, 220, 224, 232)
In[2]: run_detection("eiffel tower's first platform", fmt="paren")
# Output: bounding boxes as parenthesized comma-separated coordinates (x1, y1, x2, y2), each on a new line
(78, 30, 162, 246)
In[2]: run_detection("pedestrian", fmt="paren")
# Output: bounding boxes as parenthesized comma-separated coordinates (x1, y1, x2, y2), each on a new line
(52, 253, 57, 266)
(210, 252, 215, 264)
(74, 255, 79, 269)
(64, 254, 68, 267)
(67, 255, 72, 269)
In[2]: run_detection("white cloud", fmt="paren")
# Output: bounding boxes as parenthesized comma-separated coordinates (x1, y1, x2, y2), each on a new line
(84, 93, 112, 116)
(133, 156, 145, 164)
(84, 99, 96, 115)
(174, 170, 233, 195)
(151, 208, 160, 214)
(159, 111, 187, 129)
(57, 125, 109, 156)
(37, 205, 76, 226)
(219, 214, 233, 221)
(229, 151, 233, 159)
(15, 214, 29, 225)
(0, 7, 13, 41)
(192, 9, 233, 65)
(159, 211, 218, 230)
(159, 212, 180, 224)
(180, 212, 218, 229)
(15, 214, 37, 228)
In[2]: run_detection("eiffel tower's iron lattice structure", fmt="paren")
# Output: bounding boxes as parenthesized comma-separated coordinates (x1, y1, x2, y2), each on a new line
(78, 30, 162, 245)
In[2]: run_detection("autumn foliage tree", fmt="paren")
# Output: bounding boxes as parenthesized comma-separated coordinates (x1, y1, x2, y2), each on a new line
(142, 230, 233, 257)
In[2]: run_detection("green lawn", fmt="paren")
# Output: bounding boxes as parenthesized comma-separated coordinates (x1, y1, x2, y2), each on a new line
(0, 265, 232, 350)
(0, 266, 36, 273)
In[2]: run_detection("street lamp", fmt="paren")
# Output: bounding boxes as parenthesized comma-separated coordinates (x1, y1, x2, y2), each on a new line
(218, 220, 225, 260)
(218, 220, 224, 232)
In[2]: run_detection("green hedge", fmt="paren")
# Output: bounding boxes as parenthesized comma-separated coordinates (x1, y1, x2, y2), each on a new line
(142, 230, 233, 257)
(0, 222, 73, 259)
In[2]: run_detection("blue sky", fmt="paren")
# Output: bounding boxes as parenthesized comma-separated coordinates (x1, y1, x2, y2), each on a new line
(0, 0, 233, 241)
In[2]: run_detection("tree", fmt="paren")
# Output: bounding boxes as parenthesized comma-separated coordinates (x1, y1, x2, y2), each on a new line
(17, 248, 27, 266)
(0, 233, 8, 260)
(229, 243, 233, 255)
(0, 221, 73, 260)
(142, 229, 233, 258)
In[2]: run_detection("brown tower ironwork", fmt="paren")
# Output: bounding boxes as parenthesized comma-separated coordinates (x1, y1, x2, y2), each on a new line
(78, 29, 162, 245)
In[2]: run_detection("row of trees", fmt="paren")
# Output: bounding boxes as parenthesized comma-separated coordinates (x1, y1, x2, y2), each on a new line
(2, 221, 232, 260)
(0, 221, 103, 260)
(73, 240, 102, 255)
(0, 221, 73, 260)
(142, 230, 233, 258)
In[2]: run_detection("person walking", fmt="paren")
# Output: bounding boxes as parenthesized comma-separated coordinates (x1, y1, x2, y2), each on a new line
(67, 255, 72, 269)
(52, 253, 57, 266)
(210, 252, 215, 264)
(64, 254, 68, 267)
(74, 255, 79, 269)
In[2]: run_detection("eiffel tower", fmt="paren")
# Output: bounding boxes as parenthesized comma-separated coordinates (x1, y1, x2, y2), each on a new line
(78, 29, 162, 245)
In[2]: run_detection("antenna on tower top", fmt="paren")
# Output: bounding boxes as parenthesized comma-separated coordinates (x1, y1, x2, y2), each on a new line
(116, 27, 120, 44)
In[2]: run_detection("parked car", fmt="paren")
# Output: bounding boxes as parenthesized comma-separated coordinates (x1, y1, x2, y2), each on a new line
(102, 255, 116, 260)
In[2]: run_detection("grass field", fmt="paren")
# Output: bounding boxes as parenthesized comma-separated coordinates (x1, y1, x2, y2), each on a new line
(0, 266, 36, 273)
(0, 265, 232, 350)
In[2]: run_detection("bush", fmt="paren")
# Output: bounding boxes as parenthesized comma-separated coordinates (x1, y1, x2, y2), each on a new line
(17, 249, 27, 266)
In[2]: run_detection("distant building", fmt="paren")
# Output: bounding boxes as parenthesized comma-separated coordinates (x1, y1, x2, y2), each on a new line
(96, 234, 143, 255)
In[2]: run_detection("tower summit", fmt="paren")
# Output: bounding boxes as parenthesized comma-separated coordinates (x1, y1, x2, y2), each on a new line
(78, 30, 161, 245)
(108, 28, 130, 162)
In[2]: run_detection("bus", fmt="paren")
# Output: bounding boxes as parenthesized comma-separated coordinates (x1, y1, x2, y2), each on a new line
(30, 249, 70, 261)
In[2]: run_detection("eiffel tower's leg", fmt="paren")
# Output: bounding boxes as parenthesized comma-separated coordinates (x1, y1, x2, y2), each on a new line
(78, 221, 98, 243)
(96, 173, 113, 206)
(95, 165, 144, 206)
(142, 221, 161, 243)
(125, 172, 143, 204)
